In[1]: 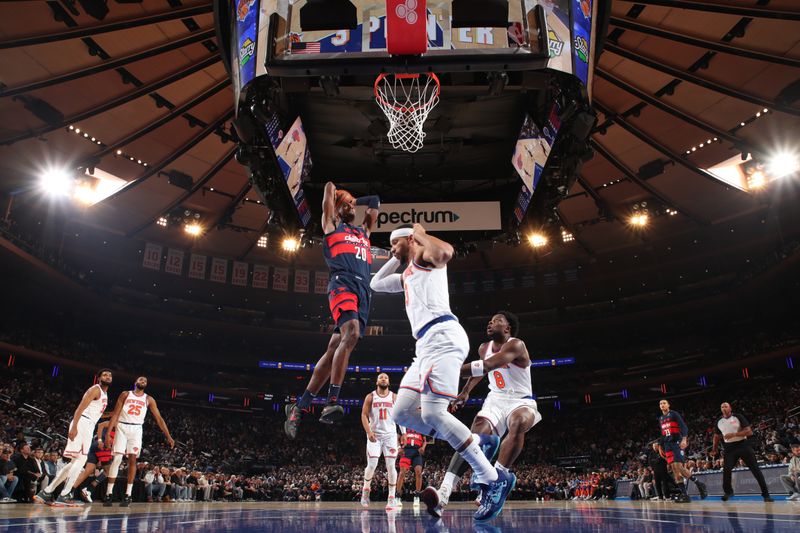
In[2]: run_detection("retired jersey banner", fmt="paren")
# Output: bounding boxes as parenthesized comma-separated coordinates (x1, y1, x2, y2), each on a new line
(165, 248, 184, 275)
(142, 243, 162, 270)
(210, 258, 228, 283)
(356, 202, 501, 232)
(314, 271, 329, 294)
(273, 267, 289, 291)
(188, 254, 207, 280)
(231, 261, 249, 287)
(294, 269, 310, 293)
(252, 264, 269, 289)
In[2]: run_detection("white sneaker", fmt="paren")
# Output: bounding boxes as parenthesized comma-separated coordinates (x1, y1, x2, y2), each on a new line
(650, 496, 661, 501)
(385, 496, 398, 510)
(396, 498, 403, 508)
(360, 489, 370, 508)
(788, 493, 800, 501)
(413, 495, 419, 507)
(80, 488, 93, 503)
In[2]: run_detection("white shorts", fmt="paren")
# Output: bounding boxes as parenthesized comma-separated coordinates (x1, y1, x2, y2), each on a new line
(64, 417, 96, 458)
(366, 432, 399, 459)
(399, 321, 469, 399)
(113, 423, 144, 457)
(476, 395, 542, 437)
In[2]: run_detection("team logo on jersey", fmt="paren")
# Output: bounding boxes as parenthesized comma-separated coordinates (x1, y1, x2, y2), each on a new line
(389, 448, 396, 454)
(133, 447, 139, 452)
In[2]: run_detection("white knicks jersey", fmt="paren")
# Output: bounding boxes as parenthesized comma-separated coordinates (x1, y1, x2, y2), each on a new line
(401, 261, 454, 338)
(82, 385, 107, 425)
(369, 391, 397, 435)
(118, 392, 149, 424)
(482, 339, 533, 398)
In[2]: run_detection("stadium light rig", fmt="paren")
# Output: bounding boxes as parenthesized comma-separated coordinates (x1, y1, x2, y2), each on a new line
(527, 232, 548, 248)
(767, 151, 799, 179)
(184, 223, 203, 236)
(629, 213, 649, 227)
(38, 167, 73, 197)
(282, 237, 300, 252)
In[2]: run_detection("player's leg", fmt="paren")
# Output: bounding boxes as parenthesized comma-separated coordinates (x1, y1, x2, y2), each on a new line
(362, 445, 379, 507)
(320, 317, 360, 423)
(396, 460, 409, 498)
(393, 362, 437, 437)
(496, 406, 540, 470)
(123, 453, 137, 504)
(385, 449, 398, 508)
(739, 445, 771, 500)
(285, 334, 341, 439)
(58, 454, 88, 502)
(414, 464, 423, 493)
(440, 416, 495, 499)
(106, 426, 128, 504)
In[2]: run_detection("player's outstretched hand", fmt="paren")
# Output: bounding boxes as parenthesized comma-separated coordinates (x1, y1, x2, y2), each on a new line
(167, 436, 175, 449)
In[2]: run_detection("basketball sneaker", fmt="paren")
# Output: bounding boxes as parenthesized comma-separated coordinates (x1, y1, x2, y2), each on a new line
(284, 403, 303, 439)
(412, 495, 419, 507)
(763, 495, 774, 502)
(385, 496, 398, 510)
(474, 469, 516, 522)
(34, 489, 55, 505)
(360, 488, 370, 508)
(396, 498, 403, 508)
(79, 488, 93, 503)
(103, 494, 113, 507)
(120, 495, 132, 507)
(52, 494, 83, 507)
(420, 486, 450, 518)
(319, 403, 344, 424)
(696, 481, 708, 500)
(469, 435, 501, 490)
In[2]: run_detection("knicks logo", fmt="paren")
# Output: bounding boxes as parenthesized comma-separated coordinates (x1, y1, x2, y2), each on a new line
(389, 448, 396, 454)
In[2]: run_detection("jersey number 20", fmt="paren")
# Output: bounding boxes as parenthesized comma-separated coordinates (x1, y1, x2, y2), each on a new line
(355, 247, 367, 261)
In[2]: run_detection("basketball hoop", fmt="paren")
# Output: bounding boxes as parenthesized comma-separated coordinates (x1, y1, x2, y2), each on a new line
(374, 73, 440, 153)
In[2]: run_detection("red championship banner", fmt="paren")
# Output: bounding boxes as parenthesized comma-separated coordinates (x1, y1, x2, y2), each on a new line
(294, 269, 309, 293)
(210, 258, 228, 283)
(386, 0, 427, 55)
(165, 248, 184, 275)
(314, 271, 329, 294)
(188, 254, 207, 280)
(142, 243, 162, 270)
(252, 264, 269, 289)
(231, 261, 248, 287)
(273, 267, 289, 291)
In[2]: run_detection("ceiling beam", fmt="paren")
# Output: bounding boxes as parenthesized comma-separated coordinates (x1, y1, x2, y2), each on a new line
(603, 43, 800, 118)
(80, 79, 230, 166)
(590, 138, 709, 226)
(0, 29, 216, 98)
(1, 54, 220, 145)
(609, 17, 800, 69)
(623, 0, 800, 20)
(593, 100, 750, 194)
(102, 110, 234, 204)
(0, 4, 214, 49)
(128, 147, 237, 237)
(207, 182, 252, 235)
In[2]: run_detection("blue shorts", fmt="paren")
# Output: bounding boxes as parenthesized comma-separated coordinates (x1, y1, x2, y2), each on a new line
(663, 440, 685, 464)
(328, 273, 371, 336)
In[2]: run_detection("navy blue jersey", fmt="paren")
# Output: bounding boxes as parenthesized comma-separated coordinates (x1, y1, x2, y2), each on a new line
(323, 223, 372, 279)
(659, 410, 688, 442)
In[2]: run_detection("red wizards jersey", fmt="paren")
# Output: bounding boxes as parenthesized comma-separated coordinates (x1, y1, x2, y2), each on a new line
(404, 430, 425, 448)
(323, 223, 372, 279)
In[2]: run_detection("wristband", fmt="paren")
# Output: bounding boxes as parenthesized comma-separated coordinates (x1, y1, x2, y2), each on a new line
(356, 195, 380, 210)
(470, 360, 485, 377)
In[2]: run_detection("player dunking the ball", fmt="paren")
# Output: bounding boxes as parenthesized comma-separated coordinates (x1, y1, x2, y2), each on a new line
(35, 369, 111, 506)
(370, 223, 514, 522)
(285, 183, 380, 437)
(360, 373, 400, 510)
(428, 311, 542, 517)
(104, 376, 174, 506)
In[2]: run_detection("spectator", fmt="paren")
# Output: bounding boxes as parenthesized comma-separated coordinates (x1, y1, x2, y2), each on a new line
(1, 446, 19, 503)
(780, 442, 800, 501)
(11, 443, 40, 502)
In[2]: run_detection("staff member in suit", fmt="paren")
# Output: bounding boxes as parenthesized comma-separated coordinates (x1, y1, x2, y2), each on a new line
(711, 402, 773, 502)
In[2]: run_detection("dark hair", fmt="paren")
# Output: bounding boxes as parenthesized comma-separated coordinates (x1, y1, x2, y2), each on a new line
(495, 310, 520, 337)
(396, 223, 413, 229)
(97, 368, 113, 378)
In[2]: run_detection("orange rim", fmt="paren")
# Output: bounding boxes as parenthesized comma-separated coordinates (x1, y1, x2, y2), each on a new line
(374, 73, 440, 113)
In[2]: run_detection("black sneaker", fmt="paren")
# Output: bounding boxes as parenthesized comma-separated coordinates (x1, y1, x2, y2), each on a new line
(120, 495, 131, 507)
(284, 403, 302, 439)
(33, 490, 55, 505)
(103, 494, 113, 507)
(675, 493, 691, 503)
(721, 492, 733, 502)
(763, 495, 774, 503)
(696, 481, 708, 500)
(319, 403, 344, 424)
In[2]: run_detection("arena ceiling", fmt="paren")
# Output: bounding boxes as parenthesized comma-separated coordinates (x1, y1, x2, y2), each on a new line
(1, 0, 799, 270)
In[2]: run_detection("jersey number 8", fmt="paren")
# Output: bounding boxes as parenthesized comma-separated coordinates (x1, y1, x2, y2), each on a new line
(493, 371, 506, 389)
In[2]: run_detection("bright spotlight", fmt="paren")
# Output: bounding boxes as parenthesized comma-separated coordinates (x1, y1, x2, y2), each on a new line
(257, 235, 268, 248)
(747, 171, 767, 190)
(766, 151, 799, 179)
(184, 223, 203, 236)
(560, 228, 574, 243)
(282, 237, 300, 252)
(39, 168, 73, 197)
(629, 213, 649, 227)
(527, 233, 548, 248)
(157, 217, 168, 227)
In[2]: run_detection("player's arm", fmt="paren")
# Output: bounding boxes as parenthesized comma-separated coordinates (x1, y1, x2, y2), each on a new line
(370, 256, 403, 293)
(321, 181, 338, 234)
(106, 391, 128, 448)
(68, 386, 100, 440)
(419, 438, 427, 455)
(711, 433, 721, 457)
(461, 338, 527, 377)
(355, 194, 380, 236)
(411, 224, 453, 267)
(147, 397, 175, 448)
(361, 393, 376, 442)
(95, 420, 110, 448)
(675, 412, 689, 448)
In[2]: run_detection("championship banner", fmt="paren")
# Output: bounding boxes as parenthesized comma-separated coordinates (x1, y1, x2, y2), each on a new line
(188, 254, 207, 280)
(356, 202, 501, 232)
(314, 271, 329, 294)
(273, 266, 289, 291)
(165, 248, 184, 275)
(210, 258, 228, 283)
(294, 269, 310, 293)
(231, 261, 249, 287)
(142, 243, 162, 271)
(252, 264, 269, 289)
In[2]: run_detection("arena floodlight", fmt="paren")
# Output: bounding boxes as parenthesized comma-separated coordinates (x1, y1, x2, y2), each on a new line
(39, 167, 73, 197)
(747, 171, 767, 190)
(282, 237, 300, 252)
(766, 151, 799, 179)
(299, 0, 357, 32)
(184, 223, 203, 236)
(527, 232, 548, 248)
(629, 213, 649, 227)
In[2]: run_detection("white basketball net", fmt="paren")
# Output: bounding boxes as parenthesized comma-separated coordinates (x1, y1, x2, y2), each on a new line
(374, 73, 440, 153)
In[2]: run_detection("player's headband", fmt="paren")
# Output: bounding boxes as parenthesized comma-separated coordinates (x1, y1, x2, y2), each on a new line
(390, 227, 413, 242)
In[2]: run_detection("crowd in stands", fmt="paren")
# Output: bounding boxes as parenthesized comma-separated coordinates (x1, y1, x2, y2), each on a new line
(2, 361, 798, 505)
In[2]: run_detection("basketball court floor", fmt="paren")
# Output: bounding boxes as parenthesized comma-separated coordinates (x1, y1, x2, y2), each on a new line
(1, 500, 798, 532)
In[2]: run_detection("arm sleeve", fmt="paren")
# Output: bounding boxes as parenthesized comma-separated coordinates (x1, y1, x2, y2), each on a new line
(369, 256, 403, 293)
(355, 195, 380, 210)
